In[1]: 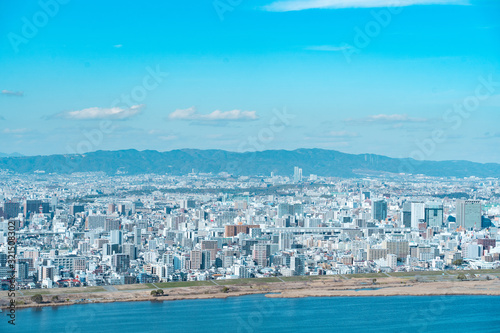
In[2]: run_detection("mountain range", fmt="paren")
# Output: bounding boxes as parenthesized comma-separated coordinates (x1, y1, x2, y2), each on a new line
(0, 149, 499, 178)
(0, 152, 23, 158)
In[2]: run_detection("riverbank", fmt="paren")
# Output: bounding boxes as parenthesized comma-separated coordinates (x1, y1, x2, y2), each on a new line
(2, 270, 500, 310)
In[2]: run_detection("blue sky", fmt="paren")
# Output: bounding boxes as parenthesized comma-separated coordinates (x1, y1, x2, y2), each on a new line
(1, 0, 499, 162)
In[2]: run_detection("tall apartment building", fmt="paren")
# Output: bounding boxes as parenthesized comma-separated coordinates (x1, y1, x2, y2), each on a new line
(111, 254, 130, 273)
(402, 202, 412, 228)
(224, 224, 260, 237)
(122, 243, 137, 260)
(134, 227, 142, 247)
(110, 230, 123, 245)
(39, 266, 55, 281)
(51, 256, 86, 273)
(372, 200, 387, 221)
(456, 200, 481, 229)
(382, 240, 409, 259)
(201, 240, 218, 260)
(277, 203, 303, 218)
(86, 215, 106, 230)
(279, 232, 293, 251)
(252, 244, 271, 267)
(293, 166, 302, 183)
(367, 247, 388, 261)
(411, 202, 425, 229)
(190, 250, 202, 270)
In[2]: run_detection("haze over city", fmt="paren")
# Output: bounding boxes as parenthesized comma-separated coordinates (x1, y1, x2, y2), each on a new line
(1, 1, 500, 332)
(1, 0, 500, 162)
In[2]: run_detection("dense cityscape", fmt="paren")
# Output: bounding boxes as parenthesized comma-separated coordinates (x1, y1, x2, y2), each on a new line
(1, 167, 499, 291)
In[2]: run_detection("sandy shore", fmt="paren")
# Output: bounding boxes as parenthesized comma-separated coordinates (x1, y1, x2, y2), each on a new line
(265, 278, 500, 298)
(2, 275, 500, 310)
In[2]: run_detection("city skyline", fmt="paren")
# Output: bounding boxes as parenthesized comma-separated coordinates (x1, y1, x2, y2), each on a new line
(1, 1, 500, 162)
(2, 1, 500, 331)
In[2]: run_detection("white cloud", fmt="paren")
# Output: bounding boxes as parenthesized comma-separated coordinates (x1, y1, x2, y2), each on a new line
(346, 114, 428, 124)
(159, 135, 179, 141)
(263, 0, 468, 11)
(168, 107, 258, 121)
(61, 105, 144, 120)
(3, 128, 30, 134)
(306, 45, 352, 52)
(114, 44, 123, 48)
(329, 130, 359, 137)
(1, 90, 24, 96)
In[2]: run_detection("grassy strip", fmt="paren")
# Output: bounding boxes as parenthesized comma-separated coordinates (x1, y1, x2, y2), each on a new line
(152, 281, 214, 288)
(22, 287, 106, 295)
(8, 268, 499, 296)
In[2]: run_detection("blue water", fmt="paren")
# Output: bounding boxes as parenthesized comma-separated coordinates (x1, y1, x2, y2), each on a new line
(2, 295, 500, 333)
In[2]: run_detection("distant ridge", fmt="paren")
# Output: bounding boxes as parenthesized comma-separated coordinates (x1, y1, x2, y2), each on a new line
(0, 152, 23, 158)
(1, 149, 499, 178)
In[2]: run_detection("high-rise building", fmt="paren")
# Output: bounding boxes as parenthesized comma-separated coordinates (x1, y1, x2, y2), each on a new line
(103, 243, 120, 256)
(133, 227, 142, 247)
(0, 253, 7, 267)
(86, 215, 106, 230)
(387, 254, 397, 269)
(372, 200, 387, 221)
(224, 224, 260, 237)
(456, 200, 481, 229)
(278, 203, 289, 218)
(201, 240, 218, 260)
(111, 254, 130, 273)
(425, 202, 444, 228)
(290, 255, 304, 275)
(252, 244, 270, 267)
(402, 202, 412, 228)
(190, 250, 202, 270)
(293, 166, 302, 183)
(69, 204, 85, 216)
(3, 202, 20, 219)
(277, 203, 303, 218)
(477, 238, 496, 251)
(117, 204, 127, 215)
(122, 243, 137, 260)
(367, 247, 388, 261)
(24, 200, 49, 217)
(383, 240, 409, 259)
(108, 203, 116, 214)
(110, 230, 123, 245)
(411, 202, 425, 229)
(201, 250, 211, 269)
(39, 266, 55, 281)
(15, 261, 29, 280)
(279, 232, 293, 250)
(181, 199, 196, 209)
(51, 255, 86, 273)
(104, 219, 120, 231)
